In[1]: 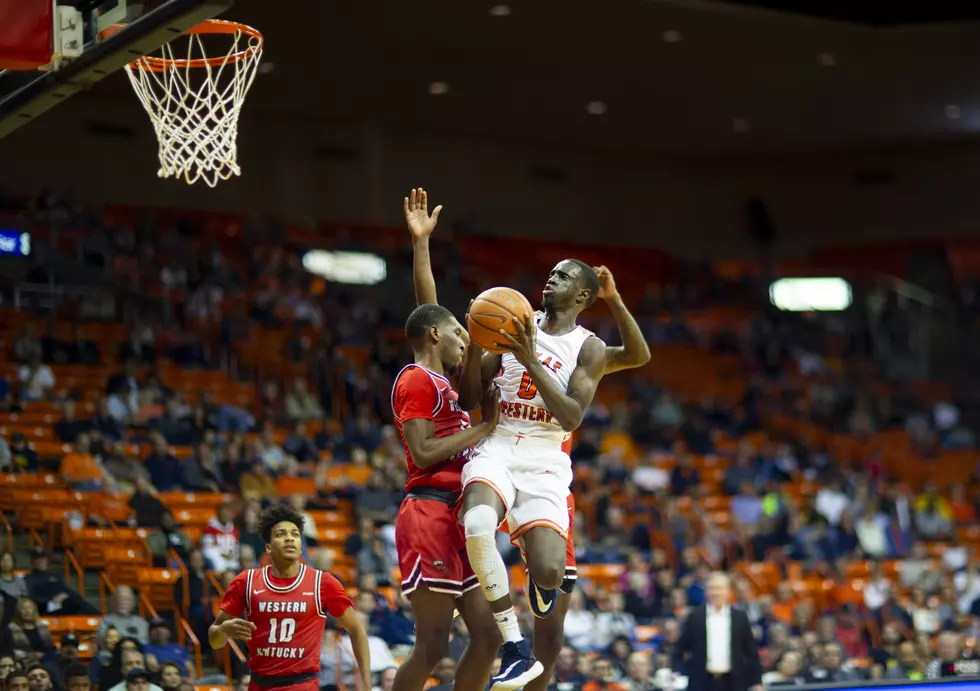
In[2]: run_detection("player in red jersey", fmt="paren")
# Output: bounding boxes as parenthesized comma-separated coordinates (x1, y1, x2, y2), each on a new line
(208, 505, 371, 691)
(389, 189, 503, 691)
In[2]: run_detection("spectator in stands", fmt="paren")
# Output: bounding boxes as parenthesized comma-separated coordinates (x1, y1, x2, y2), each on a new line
(623, 652, 654, 691)
(927, 632, 967, 678)
(12, 325, 42, 364)
(0, 556, 26, 601)
(885, 641, 925, 681)
(179, 444, 221, 493)
(282, 422, 318, 463)
(105, 361, 140, 424)
(7, 435, 38, 474)
(102, 644, 157, 691)
(594, 594, 638, 651)
(65, 663, 90, 691)
(174, 551, 207, 643)
(45, 634, 79, 691)
(23, 549, 96, 616)
(17, 355, 54, 403)
(90, 625, 120, 686)
(284, 377, 323, 423)
(343, 517, 376, 559)
(564, 590, 597, 651)
(59, 433, 113, 492)
(236, 504, 264, 556)
(7, 670, 29, 691)
(356, 536, 394, 587)
(239, 461, 277, 502)
(97, 588, 148, 646)
(147, 511, 193, 567)
(806, 643, 860, 683)
(156, 663, 181, 691)
(54, 401, 88, 444)
(0, 656, 14, 681)
(120, 668, 154, 691)
(142, 620, 192, 680)
(128, 476, 166, 527)
(142, 434, 180, 492)
(9, 599, 53, 666)
(354, 470, 398, 525)
(915, 484, 954, 540)
(761, 650, 804, 687)
(582, 657, 625, 691)
(200, 504, 239, 573)
(26, 666, 51, 691)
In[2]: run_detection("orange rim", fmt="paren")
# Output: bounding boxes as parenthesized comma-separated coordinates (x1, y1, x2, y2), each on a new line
(99, 19, 263, 72)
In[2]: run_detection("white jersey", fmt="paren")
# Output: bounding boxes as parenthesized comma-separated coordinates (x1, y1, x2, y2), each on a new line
(493, 314, 595, 444)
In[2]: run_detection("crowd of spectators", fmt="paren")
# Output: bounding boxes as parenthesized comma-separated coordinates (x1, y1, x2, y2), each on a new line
(0, 192, 979, 691)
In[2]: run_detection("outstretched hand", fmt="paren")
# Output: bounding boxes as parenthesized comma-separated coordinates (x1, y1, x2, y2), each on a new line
(594, 265, 618, 300)
(403, 188, 442, 241)
(498, 314, 537, 367)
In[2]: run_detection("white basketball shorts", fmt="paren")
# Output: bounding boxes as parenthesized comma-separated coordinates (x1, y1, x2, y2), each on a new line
(461, 429, 573, 539)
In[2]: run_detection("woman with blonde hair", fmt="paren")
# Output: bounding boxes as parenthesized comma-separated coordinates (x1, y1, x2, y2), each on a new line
(9, 598, 54, 665)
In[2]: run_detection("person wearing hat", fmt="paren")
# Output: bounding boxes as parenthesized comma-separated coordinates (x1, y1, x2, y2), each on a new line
(22, 550, 98, 617)
(143, 620, 192, 680)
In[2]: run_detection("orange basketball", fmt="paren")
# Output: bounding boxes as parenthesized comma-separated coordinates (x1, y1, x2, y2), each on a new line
(466, 287, 534, 354)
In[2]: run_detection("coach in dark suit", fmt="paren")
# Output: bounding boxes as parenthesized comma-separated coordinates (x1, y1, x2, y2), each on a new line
(672, 572, 763, 691)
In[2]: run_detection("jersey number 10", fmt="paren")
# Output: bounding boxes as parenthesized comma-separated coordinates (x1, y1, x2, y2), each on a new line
(268, 618, 296, 644)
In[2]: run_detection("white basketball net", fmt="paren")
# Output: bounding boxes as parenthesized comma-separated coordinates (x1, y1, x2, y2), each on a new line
(122, 22, 263, 187)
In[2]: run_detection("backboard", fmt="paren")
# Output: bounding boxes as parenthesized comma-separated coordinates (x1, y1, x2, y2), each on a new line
(0, 0, 233, 140)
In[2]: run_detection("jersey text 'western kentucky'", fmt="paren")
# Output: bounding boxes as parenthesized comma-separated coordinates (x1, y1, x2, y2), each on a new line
(220, 564, 352, 682)
(392, 364, 472, 493)
(494, 315, 593, 443)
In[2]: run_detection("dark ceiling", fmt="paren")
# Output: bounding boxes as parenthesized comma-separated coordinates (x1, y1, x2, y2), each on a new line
(8, 0, 980, 158)
(716, 0, 980, 27)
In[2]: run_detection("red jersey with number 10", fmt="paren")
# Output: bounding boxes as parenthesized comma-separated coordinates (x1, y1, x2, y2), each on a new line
(219, 564, 353, 685)
(392, 364, 472, 493)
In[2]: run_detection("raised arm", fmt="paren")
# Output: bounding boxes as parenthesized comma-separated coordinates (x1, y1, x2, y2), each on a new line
(595, 266, 651, 374)
(501, 317, 606, 432)
(404, 188, 442, 306)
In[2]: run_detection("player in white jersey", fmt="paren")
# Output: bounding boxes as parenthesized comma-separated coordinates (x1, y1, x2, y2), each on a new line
(458, 259, 611, 691)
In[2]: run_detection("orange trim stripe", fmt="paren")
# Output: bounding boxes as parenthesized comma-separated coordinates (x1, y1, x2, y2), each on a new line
(464, 478, 511, 517)
(510, 518, 567, 542)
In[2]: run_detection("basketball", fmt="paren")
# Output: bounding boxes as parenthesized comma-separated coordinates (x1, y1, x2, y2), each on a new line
(466, 287, 534, 354)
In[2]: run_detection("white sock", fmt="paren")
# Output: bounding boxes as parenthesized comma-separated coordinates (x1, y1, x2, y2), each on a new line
(493, 608, 523, 644)
(463, 505, 521, 643)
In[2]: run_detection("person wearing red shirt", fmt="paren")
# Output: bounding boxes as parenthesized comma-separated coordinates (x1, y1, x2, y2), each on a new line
(208, 505, 370, 691)
(391, 189, 503, 691)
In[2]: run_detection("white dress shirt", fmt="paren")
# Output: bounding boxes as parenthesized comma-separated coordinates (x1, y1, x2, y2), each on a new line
(706, 604, 732, 674)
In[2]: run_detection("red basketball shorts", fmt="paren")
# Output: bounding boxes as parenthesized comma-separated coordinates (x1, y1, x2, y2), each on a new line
(396, 496, 477, 599)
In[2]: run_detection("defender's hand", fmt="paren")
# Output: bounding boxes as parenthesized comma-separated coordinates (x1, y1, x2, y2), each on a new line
(220, 618, 256, 641)
(499, 314, 537, 367)
(594, 265, 618, 300)
(481, 384, 501, 428)
(403, 188, 442, 241)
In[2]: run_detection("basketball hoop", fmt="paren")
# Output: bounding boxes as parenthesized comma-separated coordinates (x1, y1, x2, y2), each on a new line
(104, 19, 263, 187)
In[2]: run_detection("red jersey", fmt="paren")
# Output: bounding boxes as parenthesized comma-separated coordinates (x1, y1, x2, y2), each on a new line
(220, 564, 353, 683)
(391, 364, 472, 493)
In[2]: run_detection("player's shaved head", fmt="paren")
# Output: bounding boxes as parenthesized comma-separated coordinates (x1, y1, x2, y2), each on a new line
(405, 303, 455, 347)
(565, 259, 600, 307)
(259, 504, 305, 543)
